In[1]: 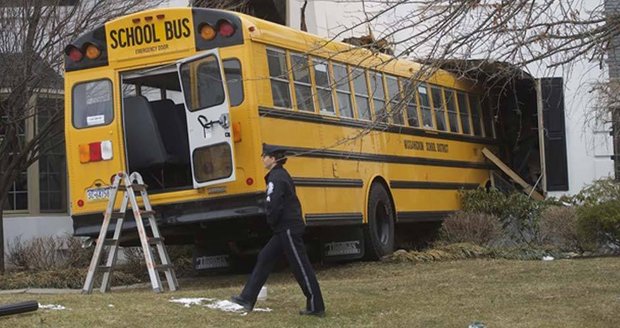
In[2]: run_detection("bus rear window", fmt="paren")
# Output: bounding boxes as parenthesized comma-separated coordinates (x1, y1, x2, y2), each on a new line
(72, 80, 113, 129)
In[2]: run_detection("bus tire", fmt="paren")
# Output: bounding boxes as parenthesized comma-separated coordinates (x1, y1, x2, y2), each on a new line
(364, 183, 395, 260)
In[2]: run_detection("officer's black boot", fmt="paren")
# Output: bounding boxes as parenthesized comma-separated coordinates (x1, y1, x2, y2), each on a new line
(230, 295, 253, 312)
(299, 308, 325, 317)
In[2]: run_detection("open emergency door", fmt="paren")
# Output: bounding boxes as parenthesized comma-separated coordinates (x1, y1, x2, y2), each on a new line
(177, 49, 236, 188)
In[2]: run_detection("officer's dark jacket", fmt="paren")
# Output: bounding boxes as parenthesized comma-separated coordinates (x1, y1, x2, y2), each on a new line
(264, 164, 304, 233)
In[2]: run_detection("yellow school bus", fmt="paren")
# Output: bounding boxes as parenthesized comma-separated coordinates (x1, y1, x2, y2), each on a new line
(64, 7, 494, 267)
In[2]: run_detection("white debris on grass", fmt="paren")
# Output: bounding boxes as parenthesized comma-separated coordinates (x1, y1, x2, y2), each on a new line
(169, 297, 272, 314)
(169, 298, 213, 308)
(108, 304, 115, 308)
(542, 255, 555, 261)
(206, 300, 245, 312)
(39, 304, 66, 310)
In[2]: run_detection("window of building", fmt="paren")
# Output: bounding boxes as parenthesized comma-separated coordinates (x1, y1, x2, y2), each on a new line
(457, 92, 472, 135)
(312, 59, 334, 114)
(386, 75, 404, 125)
(444, 89, 460, 133)
(352, 68, 371, 120)
(267, 48, 292, 108)
(431, 87, 447, 131)
(37, 97, 66, 212)
(332, 63, 354, 118)
(418, 83, 433, 128)
(369, 72, 387, 123)
(2, 94, 66, 214)
(290, 52, 314, 112)
(1, 104, 27, 211)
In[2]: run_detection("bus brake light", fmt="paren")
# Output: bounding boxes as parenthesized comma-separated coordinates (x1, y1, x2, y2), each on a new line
(218, 20, 235, 37)
(79, 140, 113, 163)
(66, 46, 83, 62)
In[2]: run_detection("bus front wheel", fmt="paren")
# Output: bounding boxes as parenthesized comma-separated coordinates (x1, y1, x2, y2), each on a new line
(364, 183, 395, 260)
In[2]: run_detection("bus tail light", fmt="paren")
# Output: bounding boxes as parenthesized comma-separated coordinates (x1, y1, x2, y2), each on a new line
(65, 45, 83, 62)
(85, 43, 101, 59)
(200, 23, 216, 41)
(79, 140, 113, 163)
(218, 20, 236, 37)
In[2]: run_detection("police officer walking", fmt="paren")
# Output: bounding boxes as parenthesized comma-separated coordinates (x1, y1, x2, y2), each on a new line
(231, 144, 325, 317)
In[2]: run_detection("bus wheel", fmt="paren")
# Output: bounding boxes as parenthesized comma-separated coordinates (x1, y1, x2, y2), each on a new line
(364, 183, 395, 260)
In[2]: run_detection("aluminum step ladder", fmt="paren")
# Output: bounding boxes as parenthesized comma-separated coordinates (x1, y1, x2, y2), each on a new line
(82, 171, 179, 294)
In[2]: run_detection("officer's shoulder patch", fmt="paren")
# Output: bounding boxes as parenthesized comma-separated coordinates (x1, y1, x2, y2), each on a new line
(267, 182, 274, 195)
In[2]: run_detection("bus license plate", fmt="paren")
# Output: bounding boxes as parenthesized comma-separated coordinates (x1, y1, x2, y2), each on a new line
(86, 187, 111, 201)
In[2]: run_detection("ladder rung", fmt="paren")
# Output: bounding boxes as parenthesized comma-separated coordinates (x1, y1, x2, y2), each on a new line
(98, 265, 113, 272)
(139, 210, 156, 217)
(147, 237, 163, 245)
(110, 212, 125, 219)
(118, 183, 147, 191)
(103, 238, 118, 246)
(155, 264, 173, 271)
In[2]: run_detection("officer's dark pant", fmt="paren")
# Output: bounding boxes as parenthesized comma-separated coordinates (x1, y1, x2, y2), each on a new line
(240, 227, 325, 312)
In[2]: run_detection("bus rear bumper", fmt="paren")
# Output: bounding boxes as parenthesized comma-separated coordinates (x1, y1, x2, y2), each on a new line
(72, 192, 266, 238)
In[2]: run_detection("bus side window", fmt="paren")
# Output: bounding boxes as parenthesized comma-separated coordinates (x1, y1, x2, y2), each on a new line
(223, 59, 244, 107)
(386, 75, 404, 125)
(369, 71, 387, 123)
(481, 98, 495, 138)
(401, 78, 420, 128)
(352, 68, 371, 120)
(312, 59, 335, 114)
(418, 83, 433, 129)
(431, 86, 447, 131)
(457, 92, 472, 135)
(444, 89, 460, 133)
(267, 48, 292, 109)
(290, 52, 314, 112)
(469, 94, 483, 136)
(332, 63, 354, 118)
(72, 79, 113, 129)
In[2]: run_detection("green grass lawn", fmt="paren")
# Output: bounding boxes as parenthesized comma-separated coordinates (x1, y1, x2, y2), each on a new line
(0, 257, 619, 327)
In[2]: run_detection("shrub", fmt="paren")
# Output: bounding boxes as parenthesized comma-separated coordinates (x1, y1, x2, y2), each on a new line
(537, 206, 583, 251)
(119, 244, 194, 278)
(576, 200, 620, 251)
(439, 211, 502, 246)
(459, 188, 548, 245)
(6, 235, 93, 271)
(563, 178, 620, 207)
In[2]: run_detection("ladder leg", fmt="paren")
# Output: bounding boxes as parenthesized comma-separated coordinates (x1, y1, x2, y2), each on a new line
(147, 215, 179, 291)
(137, 180, 178, 291)
(82, 177, 122, 294)
(126, 175, 163, 293)
(100, 193, 129, 293)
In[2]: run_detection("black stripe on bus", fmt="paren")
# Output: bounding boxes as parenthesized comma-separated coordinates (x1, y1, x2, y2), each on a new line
(259, 106, 496, 145)
(396, 211, 455, 223)
(267, 144, 493, 170)
(305, 213, 364, 226)
(293, 177, 364, 188)
(390, 181, 480, 190)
